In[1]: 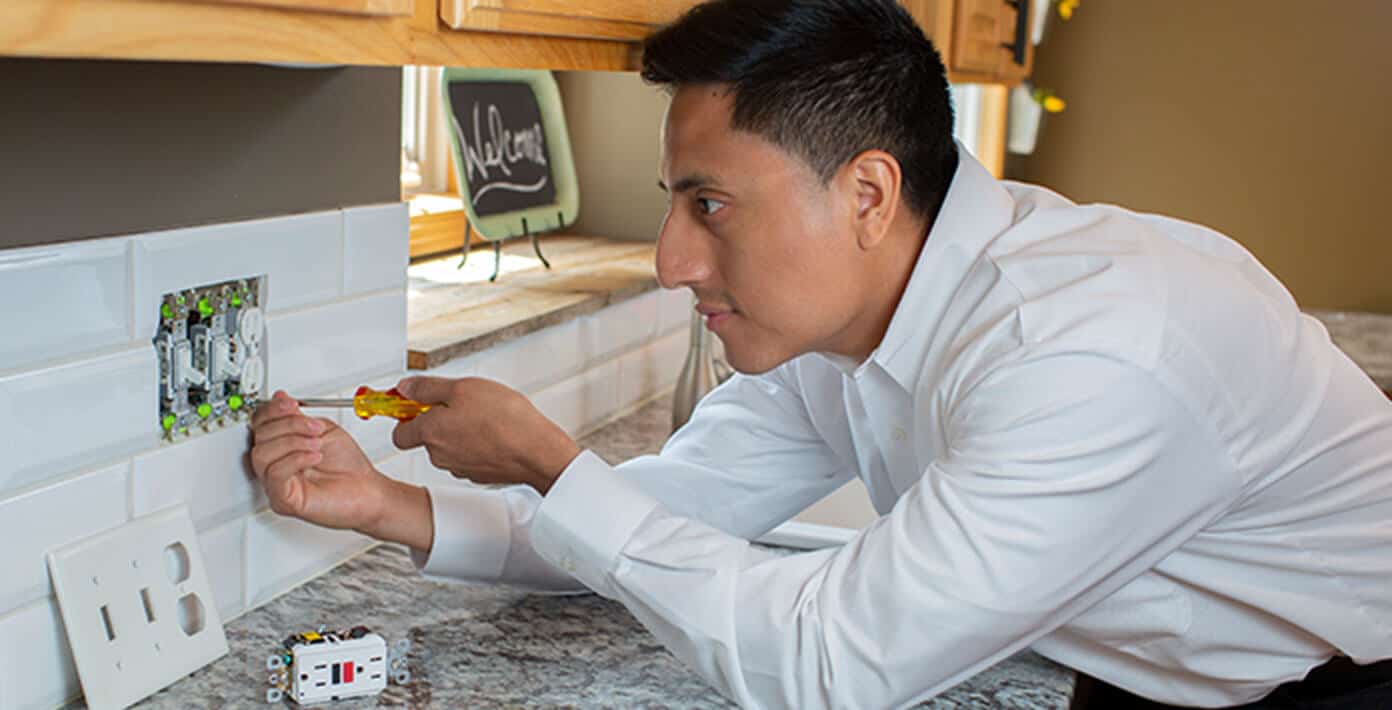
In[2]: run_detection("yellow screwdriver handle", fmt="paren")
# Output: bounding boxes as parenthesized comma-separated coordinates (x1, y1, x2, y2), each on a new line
(352, 386, 432, 421)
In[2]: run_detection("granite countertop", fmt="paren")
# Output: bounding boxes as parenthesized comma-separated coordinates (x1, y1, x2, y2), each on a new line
(1307, 310, 1392, 392)
(132, 395, 1074, 709)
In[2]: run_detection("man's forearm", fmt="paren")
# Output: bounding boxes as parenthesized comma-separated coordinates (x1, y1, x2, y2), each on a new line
(359, 478, 435, 554)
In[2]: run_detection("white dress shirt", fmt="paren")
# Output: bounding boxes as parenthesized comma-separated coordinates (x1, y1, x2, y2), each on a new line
(416, 149, 1392, 708)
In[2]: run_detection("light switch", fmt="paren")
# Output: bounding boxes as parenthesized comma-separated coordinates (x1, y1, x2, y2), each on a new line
(153, 276, 265, 442)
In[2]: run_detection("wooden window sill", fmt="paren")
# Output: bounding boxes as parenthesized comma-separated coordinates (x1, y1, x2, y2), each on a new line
(408, 193, 479, 262)
(407, 235, 658, 370)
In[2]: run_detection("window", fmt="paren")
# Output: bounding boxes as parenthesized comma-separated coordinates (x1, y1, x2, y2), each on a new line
(949, 83, 1009, 177)
(401, 66, 450, 197)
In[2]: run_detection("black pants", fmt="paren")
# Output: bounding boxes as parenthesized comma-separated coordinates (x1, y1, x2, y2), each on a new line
(1069, 656, 1392, 710)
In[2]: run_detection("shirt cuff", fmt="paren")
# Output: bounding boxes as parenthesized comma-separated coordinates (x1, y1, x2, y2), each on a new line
(531, 449, 661, 597)
(411, 482, 513, 582)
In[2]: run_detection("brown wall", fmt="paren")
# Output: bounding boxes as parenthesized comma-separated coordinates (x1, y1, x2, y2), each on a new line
(556, 70, 670, 242)
(1010, 0, 1392, 312)
(0, 58, 401, 250)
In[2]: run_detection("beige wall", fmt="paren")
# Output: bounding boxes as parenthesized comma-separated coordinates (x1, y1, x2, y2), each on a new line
(1010, 0, 1392, 312)
(0, 58, 401, 250)
(556, 71, 670, 242)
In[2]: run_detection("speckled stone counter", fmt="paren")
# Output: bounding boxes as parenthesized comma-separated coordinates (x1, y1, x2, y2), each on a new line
(1307, 310, 1392, 393)
(130, 396, 1074, 709)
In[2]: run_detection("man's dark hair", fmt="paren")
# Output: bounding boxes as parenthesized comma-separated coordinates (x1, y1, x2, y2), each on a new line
(641, 0, 958, 221)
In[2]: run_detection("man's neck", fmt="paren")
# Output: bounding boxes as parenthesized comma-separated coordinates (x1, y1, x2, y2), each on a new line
(832, 215, 932, 363)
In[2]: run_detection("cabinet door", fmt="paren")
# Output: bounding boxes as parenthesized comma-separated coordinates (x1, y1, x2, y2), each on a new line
(899, 0, 954, 58)
(193, 0, 412, 15)
(440, 0, 691, 41)
(993, 0, 1033, 84)
(951, 0, 1005, 75)
(949, 0, 1032, 84)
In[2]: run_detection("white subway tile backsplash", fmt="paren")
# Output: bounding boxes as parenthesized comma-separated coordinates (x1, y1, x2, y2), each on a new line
(656, 287, 693, 336)
(199, 517, 246, 622)
(343, 203, 409, 297)
(0, 462, 128, 613)
(0, 238, 131, 374)
(423, 351, 477, 379)
(0, 599, 81, 710)
(414, 456, 459, 488)
(377, 451, 416, 484)
(265, 290, 405, 397)
(244, 512, 372, 609)
(467, 316, 585, 394)
(578, 290, 660, 363)
(0, 347, 156, 495)
(531, 359, 621, 438)
(618, 329, 687, 410)
(132, 425, 263, 532)
(0, 198, 688, 675)
(132, 210, 343, 340)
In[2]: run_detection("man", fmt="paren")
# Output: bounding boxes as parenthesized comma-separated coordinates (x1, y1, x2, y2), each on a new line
(250, 1, 1392, 707)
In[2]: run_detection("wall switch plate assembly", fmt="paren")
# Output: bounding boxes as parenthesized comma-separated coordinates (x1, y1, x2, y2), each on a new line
(154, 276, 266, 442)
(47, 505, 229, 710)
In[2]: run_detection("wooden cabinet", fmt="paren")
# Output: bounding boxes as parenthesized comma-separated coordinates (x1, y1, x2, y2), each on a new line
(195, 0, 412, 15)
(0, 0, 1036, 79)
(0, 0, 634, 69)
(439, 0, 689, 41)
(942, 0, 1033, 84)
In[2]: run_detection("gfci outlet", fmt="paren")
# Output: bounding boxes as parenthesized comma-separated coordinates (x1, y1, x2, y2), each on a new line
(153, 275, 266, 442)
(47, 505, 229, 710)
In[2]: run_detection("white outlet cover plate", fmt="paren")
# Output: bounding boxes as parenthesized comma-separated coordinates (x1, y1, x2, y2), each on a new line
(47, 505, 229, 710)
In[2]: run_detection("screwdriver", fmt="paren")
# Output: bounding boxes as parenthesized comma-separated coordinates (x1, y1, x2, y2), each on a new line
(295, 386, 433, 421)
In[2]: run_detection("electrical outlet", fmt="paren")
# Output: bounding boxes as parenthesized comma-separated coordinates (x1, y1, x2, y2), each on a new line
(153, 276, 265, 441)
(47, 505, 229, 710)
(265, 627, 411, 705)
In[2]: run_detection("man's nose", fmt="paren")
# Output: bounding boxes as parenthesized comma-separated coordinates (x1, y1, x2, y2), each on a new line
(655, 212, 712, 290)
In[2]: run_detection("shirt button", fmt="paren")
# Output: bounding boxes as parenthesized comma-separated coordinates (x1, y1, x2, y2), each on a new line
(892, 426, 907, 442)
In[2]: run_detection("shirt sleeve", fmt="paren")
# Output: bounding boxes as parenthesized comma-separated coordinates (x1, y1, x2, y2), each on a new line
(416, 365, 855, 592)
(529, 353, 1244, 708)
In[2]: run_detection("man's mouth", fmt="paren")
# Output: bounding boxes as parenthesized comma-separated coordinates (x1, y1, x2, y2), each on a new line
(695, 303, 734, 329)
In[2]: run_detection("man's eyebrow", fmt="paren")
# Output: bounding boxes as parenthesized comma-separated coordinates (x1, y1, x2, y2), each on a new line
(657, 173, 717, 194)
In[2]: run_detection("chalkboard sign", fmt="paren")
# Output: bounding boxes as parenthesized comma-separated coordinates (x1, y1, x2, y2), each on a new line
(440, 69, 579, 243)
(447, 81, 557, 217)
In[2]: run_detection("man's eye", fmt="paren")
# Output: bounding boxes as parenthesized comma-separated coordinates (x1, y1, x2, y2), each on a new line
(696, 197, 726, 216)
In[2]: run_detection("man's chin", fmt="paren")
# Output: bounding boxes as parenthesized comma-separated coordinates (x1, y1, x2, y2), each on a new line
(720, 342, 794, 376)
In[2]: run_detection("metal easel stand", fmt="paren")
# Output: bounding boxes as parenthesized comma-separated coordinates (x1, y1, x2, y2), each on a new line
(458, 211, 561, 282)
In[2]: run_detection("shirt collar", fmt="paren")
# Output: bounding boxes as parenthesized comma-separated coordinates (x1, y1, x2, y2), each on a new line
(866, 145, 1017, 391)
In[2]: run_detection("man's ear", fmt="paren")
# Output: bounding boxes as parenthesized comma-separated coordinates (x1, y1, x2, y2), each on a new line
(845, 150, 902, 251)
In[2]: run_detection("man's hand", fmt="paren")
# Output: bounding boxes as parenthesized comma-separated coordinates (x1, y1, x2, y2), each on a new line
(392, 377, 582, 494)
(250, 391, 433, 551)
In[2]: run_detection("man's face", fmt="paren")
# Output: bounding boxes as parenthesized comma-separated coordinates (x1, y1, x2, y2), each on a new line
(657, 85, 870, 374)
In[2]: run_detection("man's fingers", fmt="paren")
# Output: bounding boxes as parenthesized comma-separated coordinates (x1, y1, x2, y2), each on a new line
(395, 417, 425, 451)
(250, 434, 322, 478)
(252, 413, 324, 445)
(251, 390, 303, 428)
(262, 450, 322, 514)
(396, 376, 457, 405)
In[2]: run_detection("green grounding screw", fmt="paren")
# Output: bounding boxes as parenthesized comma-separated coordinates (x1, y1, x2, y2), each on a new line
(198, 298, 214, 318)
(161, 414, 177, 431)
(231, 295, 243, 307)
(197, 403, 213, 419)
(228, 395, 244, 411)
(161, 303, 174, 320)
